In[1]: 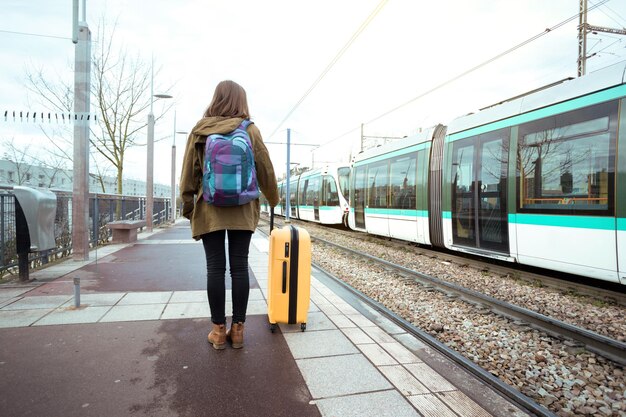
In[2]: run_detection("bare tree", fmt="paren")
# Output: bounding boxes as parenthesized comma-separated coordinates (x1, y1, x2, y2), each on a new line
(1, 138, 34, 185)
(1, 137, 70, 188)
(24, 18, 172, 195)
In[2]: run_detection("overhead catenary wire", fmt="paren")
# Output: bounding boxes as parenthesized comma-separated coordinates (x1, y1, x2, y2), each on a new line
(316, 0, 612, 149)
(590, 0, 626, 28)
(0, 29, 73, 41)
(268, 0, 389, 140)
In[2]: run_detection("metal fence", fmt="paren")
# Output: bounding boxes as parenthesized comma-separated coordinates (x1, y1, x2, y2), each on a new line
(0, 186, 172, 279)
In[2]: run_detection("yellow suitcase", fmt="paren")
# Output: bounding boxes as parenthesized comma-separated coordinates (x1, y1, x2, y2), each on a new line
(267, 216, 311, 332)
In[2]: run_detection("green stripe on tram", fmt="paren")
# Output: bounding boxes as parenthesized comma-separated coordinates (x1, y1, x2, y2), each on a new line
(509, 213, 614, 230)
(364, 208, 428, 217)
(354, 142, 430, 166)
(354, 209, 623, 230)
(297, 205, 339, 211)
(447, 84, 626, 142)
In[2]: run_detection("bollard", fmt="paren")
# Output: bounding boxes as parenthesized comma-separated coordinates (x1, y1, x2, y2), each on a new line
(73, 277, 80, 308)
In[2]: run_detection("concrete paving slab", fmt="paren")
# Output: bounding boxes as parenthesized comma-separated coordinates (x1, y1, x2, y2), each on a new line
(358, 343, 398, 366)
(407, 393, 458, 417)
(370, 313, 407, 335)
(380, 341, 422, 364)
(297, 353, 392, 399)
(0, 298, 18, 309)
(249, 288, 264, 300)
(0, 288, 32, 299)
(333, 302, 361, 316)
(34, 306, 112, 326)
(2, 295, 72, 310)
(117, 292, 173, 305)
(395, 332, 428, 351)
(100, 304, 166, 322)
(361, 324, 398, 344)
(161, 302, 209, 320)
(347, 313, 377, 328)
(406, 363, 457, 393)
(284, 329, 358, 359)
(243, 299, 267, 315)
(315, 390, 420, 417)
(327, 313, 357, 328)
(341, 327, 375, 344)
(379, 365, 430, 396)
(61, 293, 125, 307)
(251, 238, 269, 252)
(435, 391, 491, 417)
(279, 311, 336, 333)
(0, 309, 49, 328)
(316, 302, 341, 316)
(169, 290, 206, 303)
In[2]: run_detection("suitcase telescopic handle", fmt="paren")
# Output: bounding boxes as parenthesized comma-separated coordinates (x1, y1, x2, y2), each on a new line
(270, 207, 274, 233)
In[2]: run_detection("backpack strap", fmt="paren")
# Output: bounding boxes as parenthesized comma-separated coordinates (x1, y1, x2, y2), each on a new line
(238, 119, 252, 130)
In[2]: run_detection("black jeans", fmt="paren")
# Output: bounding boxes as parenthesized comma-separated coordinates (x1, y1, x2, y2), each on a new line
(201, 229, 253, 325)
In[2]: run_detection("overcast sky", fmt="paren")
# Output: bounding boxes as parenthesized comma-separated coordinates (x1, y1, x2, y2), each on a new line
(2, 0, 626, 186)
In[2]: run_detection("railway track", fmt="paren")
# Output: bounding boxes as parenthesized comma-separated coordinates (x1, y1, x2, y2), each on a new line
(262, 215, 626, 308)
(257, 219, 555, 417)
(311, 235, 626, 366)
(259, 215, 626, 416)
(260, 215, 626, 341)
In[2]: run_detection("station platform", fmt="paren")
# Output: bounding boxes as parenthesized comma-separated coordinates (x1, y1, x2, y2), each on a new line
(0, 220, 531, 417)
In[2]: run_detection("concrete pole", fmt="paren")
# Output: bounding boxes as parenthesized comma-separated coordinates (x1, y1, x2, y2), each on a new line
(146, 113, 154, 232)
(170, 111, 176, 223)
(577, 0, 588, 77)
(285, 128, 291, 223)
(146, 59, 155, 232)
(72, 15, 91, 261)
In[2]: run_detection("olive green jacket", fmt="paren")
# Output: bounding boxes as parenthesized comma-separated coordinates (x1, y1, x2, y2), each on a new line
(179, 117, 279, 240)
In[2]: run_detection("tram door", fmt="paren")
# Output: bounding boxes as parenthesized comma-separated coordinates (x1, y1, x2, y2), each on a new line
(310, 177, 320, 221)
(451, 130, 509, 253)
(354, 166, 367, 229)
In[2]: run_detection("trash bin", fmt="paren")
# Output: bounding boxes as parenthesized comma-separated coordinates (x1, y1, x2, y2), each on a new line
(13, 186, 57, 281)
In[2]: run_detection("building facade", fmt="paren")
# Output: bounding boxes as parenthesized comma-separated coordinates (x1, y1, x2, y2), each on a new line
(0, 159, 173, 197)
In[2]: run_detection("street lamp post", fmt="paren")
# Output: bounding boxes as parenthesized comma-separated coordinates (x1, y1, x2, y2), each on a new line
(171, 118, 188, 223)
(146, 60, 172, 232)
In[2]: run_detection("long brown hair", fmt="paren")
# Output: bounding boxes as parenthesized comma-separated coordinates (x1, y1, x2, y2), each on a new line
(203, 80, 250, 119)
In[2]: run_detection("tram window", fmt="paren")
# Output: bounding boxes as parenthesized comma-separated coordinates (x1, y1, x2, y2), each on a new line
(353, 166, 367, 209)
(278, 184, 285, 210)
(390, 155, 416, 209)
(518, 101, 616, 214)
(306, 177, 320, 206)
(323, 176, 339, 206)
(289, 181, 298, 206)
(368, 161, 389, 208)
(304, 179, 311, 205)
(299, 180, 307, 205)
(338, 167, 350, 198)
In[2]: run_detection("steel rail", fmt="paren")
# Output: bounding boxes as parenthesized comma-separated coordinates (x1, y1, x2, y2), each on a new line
(259, 214, 626, 307)
(257, 221, 556, 416)
(312, 235, 626, 367)
(312, 262, 558, 417)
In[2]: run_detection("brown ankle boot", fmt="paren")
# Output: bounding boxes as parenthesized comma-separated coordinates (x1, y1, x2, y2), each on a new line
(227, 322, 244, 349)
(208, 323, 226, 350)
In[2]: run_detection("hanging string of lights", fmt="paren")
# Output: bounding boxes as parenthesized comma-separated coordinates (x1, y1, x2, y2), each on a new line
(3, 110, 97, 123)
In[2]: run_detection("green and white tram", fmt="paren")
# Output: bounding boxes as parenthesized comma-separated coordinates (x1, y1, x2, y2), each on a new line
(349, 62, 626, 284)
(269, 164, 351, 225)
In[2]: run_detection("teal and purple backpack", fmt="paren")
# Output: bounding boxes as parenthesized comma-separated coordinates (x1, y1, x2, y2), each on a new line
(202, 120, 260, 206)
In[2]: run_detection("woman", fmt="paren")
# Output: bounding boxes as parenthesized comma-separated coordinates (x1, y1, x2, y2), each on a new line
(180, 80, 279, 350)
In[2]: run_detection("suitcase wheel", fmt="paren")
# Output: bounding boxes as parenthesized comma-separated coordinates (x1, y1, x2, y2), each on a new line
(269, 323, 277, 333)
(301, 323, 306, 332)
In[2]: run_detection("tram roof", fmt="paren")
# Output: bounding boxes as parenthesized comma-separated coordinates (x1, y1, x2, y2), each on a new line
(353, 126, 436, 163)
(446, 60, 626, 136)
